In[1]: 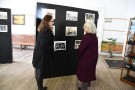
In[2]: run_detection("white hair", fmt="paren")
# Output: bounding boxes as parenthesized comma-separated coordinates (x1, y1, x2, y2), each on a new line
(84, 20, 97, 34)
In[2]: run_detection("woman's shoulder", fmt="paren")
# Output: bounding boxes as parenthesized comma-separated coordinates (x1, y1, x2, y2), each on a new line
(84, 33, 97, 40)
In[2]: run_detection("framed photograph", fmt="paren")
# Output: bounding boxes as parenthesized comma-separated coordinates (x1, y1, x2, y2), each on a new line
(85, 13, 95, 22)
(0, 25, 8, 32)
(66, 11, 78, 21)
(65, 26, 77, 36)
(0, 11, 7, 19)
(54, 41, 66, 51)
(42, 8, 56, 19)
(12, 15, 25, 25)
(74, 40, 81, 49)
(52, 26, 55, 35)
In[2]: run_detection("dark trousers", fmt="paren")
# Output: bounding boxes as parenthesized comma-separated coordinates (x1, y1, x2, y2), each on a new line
(35, 69, 44, 89)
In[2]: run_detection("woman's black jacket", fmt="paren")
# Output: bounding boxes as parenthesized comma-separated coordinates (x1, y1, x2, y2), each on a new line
(32, 28, 54, 77)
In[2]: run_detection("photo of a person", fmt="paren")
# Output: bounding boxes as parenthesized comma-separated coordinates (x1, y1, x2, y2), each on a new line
(32, 15, 54, 90)
(76, 21, 98, 90)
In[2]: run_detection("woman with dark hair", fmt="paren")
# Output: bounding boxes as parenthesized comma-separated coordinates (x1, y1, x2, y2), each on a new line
(32, 15, 54, 90)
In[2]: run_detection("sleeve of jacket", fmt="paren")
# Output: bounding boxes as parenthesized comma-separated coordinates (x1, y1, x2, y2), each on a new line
(78, 35, 89, 58)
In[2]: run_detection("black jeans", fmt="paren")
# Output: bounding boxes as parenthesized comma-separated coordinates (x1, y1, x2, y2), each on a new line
(35, 69, 44, 89)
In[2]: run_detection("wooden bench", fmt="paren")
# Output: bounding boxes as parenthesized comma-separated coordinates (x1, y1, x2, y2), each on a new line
(12, 34, 35, 50)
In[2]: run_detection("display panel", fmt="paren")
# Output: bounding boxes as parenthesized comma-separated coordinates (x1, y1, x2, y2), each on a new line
(36, 2, 98, 77)
(0, 8, 12, 63)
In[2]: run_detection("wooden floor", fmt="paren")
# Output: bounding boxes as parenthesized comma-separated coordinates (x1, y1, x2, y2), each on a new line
(0, 48, 135, 90)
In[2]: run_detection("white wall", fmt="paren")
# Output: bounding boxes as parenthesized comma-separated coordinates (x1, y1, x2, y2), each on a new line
(0, 0, 134, 54)
(128, 0, 135, 18)
(0, 0, 131, 33)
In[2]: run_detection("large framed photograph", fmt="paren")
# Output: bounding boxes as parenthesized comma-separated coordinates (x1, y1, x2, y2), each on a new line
(66, 11, 78, 21)
(0, 11, 7, 19)
(85, 13, 95, 22)
(54, 41, 66, 51)
(42, 8, 56, 19)
(12, 15, 25, 25)
(0, 25, 8, 32)
(65, 26, 77, 36)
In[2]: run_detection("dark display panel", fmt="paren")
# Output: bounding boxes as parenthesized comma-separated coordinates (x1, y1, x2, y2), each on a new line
(36, 2, 99, 77)
(0, 8, 12, 63)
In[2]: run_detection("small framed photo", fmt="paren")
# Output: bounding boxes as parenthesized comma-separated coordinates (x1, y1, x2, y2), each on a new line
(0, 25, 8, 32)
(85, 13, 95, 22)
(66, 11, 78, 21)
(65, 26, 77, 36)
(0, 11, 7, 19)
(74, 40, 81, 49)
(12, 15, 25, 25)
(54, 41, 66, 51)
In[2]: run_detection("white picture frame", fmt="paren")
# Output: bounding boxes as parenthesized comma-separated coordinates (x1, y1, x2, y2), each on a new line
(0, 11, 7, 19)
(85, 13, 95, 22)
(66, 11, 78, 21)
(54, 41, 66, 51)
(65, 26, 77, 36)
(0, 25, 8, 32)
(74, 40, 81, 49)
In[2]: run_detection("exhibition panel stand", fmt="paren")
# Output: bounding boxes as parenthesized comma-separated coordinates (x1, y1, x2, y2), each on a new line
(0, 8, 12, 63)
(36, 2, 99, 78)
